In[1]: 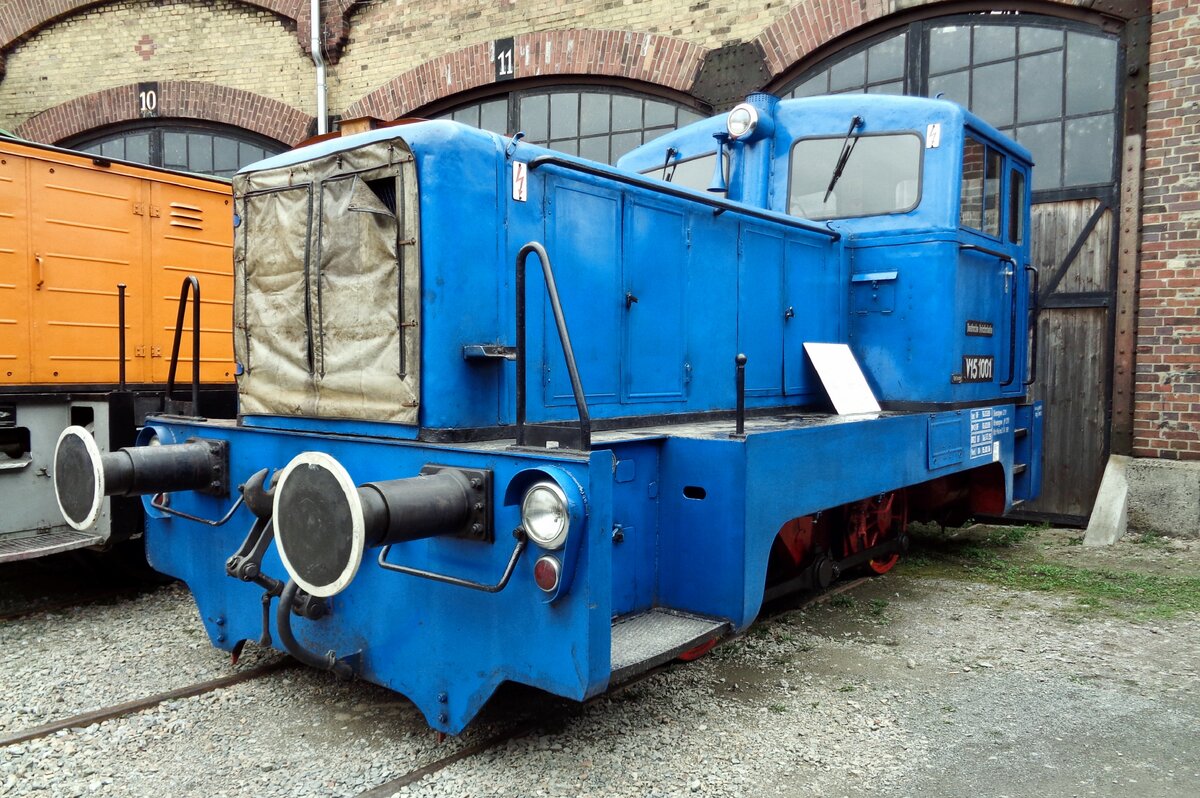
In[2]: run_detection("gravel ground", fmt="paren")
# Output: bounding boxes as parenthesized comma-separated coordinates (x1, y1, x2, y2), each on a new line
(1, 530, 1198, 797)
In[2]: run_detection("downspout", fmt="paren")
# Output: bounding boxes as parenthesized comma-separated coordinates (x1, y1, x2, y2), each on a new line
(311, 0, 328, 135)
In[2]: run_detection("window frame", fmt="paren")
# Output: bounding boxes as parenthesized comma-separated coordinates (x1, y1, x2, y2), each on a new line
(64, 120, 287, 177)
(786, 130, 926, 221)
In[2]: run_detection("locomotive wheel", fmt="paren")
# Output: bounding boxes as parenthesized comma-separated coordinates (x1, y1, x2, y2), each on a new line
(843, 494, 902, 575)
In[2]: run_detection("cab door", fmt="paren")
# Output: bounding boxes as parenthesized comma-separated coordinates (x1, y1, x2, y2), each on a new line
(957, 134, 1021, 396)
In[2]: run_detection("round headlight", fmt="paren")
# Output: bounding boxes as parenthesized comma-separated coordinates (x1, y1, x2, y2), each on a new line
(726, 103, 758, 140)
(521, 481, 569, 549)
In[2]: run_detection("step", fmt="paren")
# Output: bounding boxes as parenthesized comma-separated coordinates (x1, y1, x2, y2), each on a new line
(0, 528, 104, 564)
(610, 608, 728, 683)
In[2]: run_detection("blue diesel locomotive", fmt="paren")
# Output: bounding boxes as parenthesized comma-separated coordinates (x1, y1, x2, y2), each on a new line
(51, 94, 1042, 734)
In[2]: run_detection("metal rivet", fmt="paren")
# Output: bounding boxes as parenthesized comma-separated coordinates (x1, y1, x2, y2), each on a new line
(437, 692, 448, 704)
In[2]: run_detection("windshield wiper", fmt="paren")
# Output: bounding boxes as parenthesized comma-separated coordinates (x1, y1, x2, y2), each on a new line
(660, 147, 678, 182)
(823, 115, 864, 203)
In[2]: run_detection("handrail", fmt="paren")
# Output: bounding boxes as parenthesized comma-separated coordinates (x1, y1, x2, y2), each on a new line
(1024, 263, 1040, 387)
(527, 155, 840, 240)
(166, 275, 201, 413)
(515, 242, 591, 451)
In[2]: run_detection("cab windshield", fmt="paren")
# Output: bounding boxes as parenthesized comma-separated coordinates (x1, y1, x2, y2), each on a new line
(789, 133, 922, 220)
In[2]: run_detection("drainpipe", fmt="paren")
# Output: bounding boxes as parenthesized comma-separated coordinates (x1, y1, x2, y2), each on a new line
(311, 0, 328, 135)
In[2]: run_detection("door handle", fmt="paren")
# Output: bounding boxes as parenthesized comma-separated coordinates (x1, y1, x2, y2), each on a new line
(1002, 265, 1013, 294)
(625, 291, 638, 309)
(34, 254, 44, 289)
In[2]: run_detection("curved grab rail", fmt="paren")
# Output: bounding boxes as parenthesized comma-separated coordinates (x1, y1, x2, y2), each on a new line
(515, 242, 591, 451)
(165, 275, 202, 413)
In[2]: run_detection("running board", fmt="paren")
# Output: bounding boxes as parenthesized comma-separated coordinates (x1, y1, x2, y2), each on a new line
(0, 528, 104, 563)
(610, 608, 728, 683)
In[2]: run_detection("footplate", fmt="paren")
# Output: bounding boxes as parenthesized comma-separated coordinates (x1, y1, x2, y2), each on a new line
(0, 528, 104, 563)
(610, 608, 728, 683)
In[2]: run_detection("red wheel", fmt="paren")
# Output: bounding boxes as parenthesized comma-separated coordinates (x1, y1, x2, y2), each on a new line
(677, 638, 720, 661)
(843, 493, 904, 575)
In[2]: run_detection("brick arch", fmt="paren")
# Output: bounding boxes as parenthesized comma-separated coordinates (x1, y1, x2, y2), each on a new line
(754, 0, 1116, 80)
(345, 29, 708, 121)
(14, 81, 312, 146)
(0, 0, 353, 78)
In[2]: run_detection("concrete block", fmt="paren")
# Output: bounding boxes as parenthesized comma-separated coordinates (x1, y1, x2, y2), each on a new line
(1084, 455, 1130, 547)
(1125, 458, 1200, 539)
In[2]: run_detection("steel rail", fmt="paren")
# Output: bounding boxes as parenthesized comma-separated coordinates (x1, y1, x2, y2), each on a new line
(356, 577, 871, 797)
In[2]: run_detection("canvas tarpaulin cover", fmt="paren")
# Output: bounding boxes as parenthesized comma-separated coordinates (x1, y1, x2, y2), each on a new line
(232, 137, 420, 423)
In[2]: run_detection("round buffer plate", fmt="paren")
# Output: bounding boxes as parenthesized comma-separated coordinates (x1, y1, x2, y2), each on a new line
(54, 425, 104, 531)
(272, 451, 365, 598)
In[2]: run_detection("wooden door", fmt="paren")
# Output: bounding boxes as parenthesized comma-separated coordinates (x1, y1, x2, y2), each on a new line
(1019, 194, 1115, 524)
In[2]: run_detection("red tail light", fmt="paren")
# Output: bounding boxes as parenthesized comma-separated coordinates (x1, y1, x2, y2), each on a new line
(533, 555, 561, 592)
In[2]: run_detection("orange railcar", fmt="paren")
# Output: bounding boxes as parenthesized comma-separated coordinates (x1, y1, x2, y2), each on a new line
(0, 136, 235, 561)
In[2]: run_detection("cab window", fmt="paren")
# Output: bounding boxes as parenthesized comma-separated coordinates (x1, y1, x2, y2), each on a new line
(1008, 168, 1026, 244)
(788, 133, 921, 220)
(961, 135, 1003, 237)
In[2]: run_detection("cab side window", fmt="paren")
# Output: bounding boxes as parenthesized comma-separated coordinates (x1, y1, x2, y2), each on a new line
(960, 135, 1003, 238)
(1008, 168, 1026, 244)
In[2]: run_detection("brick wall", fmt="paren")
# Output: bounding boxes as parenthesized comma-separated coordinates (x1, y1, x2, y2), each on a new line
(1133, 0, 1200, 460)
(0, 0, 312, 135)
(329, 0, 792, 111)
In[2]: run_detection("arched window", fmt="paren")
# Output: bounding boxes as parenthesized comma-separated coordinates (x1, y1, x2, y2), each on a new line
(65, 122, 287, 178)
(782, 15, 1120, 192)
(436, 87, 708, 165)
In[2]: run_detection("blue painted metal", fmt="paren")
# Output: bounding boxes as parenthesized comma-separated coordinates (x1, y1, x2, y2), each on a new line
(122, 94, 1045, 734)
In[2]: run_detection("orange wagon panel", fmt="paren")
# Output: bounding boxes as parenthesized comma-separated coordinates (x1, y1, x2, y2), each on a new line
(0, 137, 234, 389)
(0, 153, 31, 382)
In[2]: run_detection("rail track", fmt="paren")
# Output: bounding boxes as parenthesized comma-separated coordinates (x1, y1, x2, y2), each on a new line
(356, 576, 871, 797)
(0, 576, 868, 788)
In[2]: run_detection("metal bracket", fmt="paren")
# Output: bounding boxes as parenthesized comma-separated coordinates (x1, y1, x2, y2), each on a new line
(462, 344, 516, 361)
(418, 464, 493, 542)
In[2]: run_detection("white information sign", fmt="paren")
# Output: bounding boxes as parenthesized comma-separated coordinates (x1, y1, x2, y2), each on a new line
(803, 342, 881, 415)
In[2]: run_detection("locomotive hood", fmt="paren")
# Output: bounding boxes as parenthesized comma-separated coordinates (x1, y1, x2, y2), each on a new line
(231, 135, 421, 424)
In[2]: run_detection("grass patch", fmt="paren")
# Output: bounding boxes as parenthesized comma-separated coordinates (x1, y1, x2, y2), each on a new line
(901, 526, 1200, 620)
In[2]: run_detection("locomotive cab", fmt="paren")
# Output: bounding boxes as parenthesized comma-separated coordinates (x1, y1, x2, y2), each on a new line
(620, 94, 1036, 408)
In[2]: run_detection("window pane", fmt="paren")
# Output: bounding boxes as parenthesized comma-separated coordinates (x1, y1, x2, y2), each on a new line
(973, 61, 1016, 129)
(973, 25, 1015, 63)
(960, 136, 985, 230)
(644, 99, 676, 128)
(791, 73, 827, 98)
(579, 93, 610, 136)
(611, 131, 642, 161)
(518, 94, 549, 142)
(549, 139, 578, 157)
(578, 135, 609, 164)
(678, 109, 705, 127)
(1064, 114, 1114, 186)
(452, 106, 480, 127)
(1008, 168, 1026, 243)
(1015, 122, 1062, 190)
(479, 99, 508, 134)
(549, 92, 578, 139)
(789, 133, 922, 220)
(1066, 33, 1117, 115)
(611, 95, 642, 132)
(188, 133, 213, 173)
(163, 131, 187, 168)
(929, 70, 969, 107)
(829, 51, 866, 91)
(124, 133, 150, 164)
(867, 81, 905, 95)
(214, 136, 238, 173)
(1019, 25, 1062, 54)
(238, 143, 265, 168)
(100, 139, 124, 159)
(929, 26, 970, 74)
(867, 34, 906, 83)
(1017, 50, 1063, 123)
(984, 147, 1002, 237)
